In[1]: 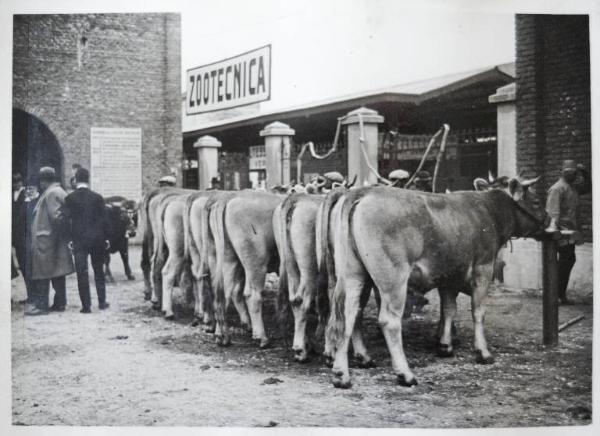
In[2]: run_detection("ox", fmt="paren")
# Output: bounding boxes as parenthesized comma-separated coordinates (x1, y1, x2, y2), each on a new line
(316, 188, 378, 368)
(211, 190, 284, 347)
(273, 193, 327, 362)
(104, 196, 138, 282)
(159, 192, 197, 319)
(327, 177, 547, 388)
(139, 187, 192, 307)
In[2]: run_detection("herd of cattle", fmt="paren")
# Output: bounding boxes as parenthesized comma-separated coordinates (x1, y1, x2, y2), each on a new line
(108, 173, 549, 389)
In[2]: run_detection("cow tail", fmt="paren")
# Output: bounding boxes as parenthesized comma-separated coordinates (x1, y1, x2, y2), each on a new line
(210, 198, 228, 328)
(199, 198, 215, 319)
(326, 195, 361, 352)
(317, 189, 344, 319)
(275, 198, 293, 340)
(140, 191, 153, 275)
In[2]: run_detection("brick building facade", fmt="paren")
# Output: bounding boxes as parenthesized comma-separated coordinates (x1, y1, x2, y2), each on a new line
(515, 14, 591, 241)
(12, 13, 181, 196)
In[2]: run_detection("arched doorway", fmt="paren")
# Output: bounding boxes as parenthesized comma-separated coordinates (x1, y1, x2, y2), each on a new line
(12, 108, 64, 185)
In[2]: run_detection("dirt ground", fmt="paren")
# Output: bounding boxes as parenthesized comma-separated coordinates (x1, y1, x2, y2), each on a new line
(11, 245, 592, 427)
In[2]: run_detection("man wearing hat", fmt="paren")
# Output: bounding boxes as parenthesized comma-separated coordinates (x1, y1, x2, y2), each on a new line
(546, 159, 591, 305)
(158, 175, 176, 187)
(27, 167, 74, 315)
(388, 169, 410, 187)
(64, 167, 111, 313)
(411, 170, 433, 192)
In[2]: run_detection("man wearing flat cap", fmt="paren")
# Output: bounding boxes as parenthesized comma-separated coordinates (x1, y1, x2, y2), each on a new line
(411, 170, 433, 192)
(27, 167, 74, 315)
(546, 159, 591, 305)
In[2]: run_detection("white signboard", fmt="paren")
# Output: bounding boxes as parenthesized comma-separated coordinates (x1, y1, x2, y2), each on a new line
(186, 45, 271, 114)
(90, 127, 142, 200)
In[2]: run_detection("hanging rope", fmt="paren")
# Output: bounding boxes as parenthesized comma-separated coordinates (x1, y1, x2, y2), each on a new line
(431, 124, 450, 192)
(403, 127, 444, 189)
(296, 117, 342, 182)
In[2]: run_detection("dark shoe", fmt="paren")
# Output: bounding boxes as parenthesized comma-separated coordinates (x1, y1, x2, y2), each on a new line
(25, 307, 49, 316)
(99, 302, 110, 310)
(49, 305, 66, 312)
(80, 307, 92, 314)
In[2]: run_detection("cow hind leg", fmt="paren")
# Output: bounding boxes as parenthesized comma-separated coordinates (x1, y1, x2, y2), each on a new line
(351, 284, 376, 368)
(243, 266, 269, 348)
(376, 270, 417, 387)
(120, 243, 135, 280)
(330, 276, 364, 389)
(104, 253, 115, 283)
(291, 275, 315, 363)
(437, 287, 459, 357)
(471, 266, 494, 364)
(162, 256, 183, 320)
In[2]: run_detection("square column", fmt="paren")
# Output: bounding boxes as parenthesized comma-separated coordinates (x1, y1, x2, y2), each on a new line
(489, 83, 517, 178)
(259, 121, 295, 188)
(194, 135, 222, 190)
(342, 107, 384, 186)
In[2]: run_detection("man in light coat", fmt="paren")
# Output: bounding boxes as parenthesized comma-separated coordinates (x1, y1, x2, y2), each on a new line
(26, 167, 74, 315)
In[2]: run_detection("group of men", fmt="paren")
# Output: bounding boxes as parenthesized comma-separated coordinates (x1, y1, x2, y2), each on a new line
(12, 166, 110, 315)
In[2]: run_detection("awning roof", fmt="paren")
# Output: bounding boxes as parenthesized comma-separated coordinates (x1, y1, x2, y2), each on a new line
(184, 62, 515, 137)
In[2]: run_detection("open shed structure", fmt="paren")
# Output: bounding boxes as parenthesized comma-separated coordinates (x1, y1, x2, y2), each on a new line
(182, 63, 515, 191)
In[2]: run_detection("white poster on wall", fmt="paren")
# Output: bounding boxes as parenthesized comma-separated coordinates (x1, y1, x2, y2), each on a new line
(90, 127, 142, 200)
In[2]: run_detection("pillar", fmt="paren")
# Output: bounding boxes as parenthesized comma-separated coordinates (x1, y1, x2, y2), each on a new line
(259, 121, 295, 188)
(489, 83, 517, 178)
(193, 135, 221, 190)
(342, 107, 384, 186)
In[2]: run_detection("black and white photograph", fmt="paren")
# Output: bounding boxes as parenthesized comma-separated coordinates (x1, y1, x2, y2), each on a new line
(1, 0, 598, 433)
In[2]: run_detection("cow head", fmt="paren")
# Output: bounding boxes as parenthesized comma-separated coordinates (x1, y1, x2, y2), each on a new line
(474, 175, 548, 238)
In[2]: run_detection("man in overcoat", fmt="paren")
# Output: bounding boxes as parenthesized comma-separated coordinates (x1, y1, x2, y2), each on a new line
(27, 167, 74, 315)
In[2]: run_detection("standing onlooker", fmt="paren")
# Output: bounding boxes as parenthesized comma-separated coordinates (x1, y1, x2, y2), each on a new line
(27, 167, 74, 316)
(545, 159, 591, 305)
(12, 173, 30, 302)
(64, 168, 111, 313)
(69, 163, 81, 191)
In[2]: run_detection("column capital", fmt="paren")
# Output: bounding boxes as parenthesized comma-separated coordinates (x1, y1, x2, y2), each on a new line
(260, 121, 295, 137)
(342, 106, 384, 125)
(489, 82, 516, 104)
(194, 135, 222, 149)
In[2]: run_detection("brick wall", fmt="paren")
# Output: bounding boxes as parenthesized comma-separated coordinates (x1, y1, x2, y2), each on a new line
(12, 13, 182, 196)
(516, 14, 592, 241)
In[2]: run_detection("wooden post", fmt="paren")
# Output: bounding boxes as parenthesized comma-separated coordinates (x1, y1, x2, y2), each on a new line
(542, 236, 559, 346)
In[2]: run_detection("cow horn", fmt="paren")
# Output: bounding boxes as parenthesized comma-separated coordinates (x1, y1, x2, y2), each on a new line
(488, 171, 495, 183)
(473, 178, 489, 191)
(332, 182, 343, 189)
(347, 174, 357, 188)
(520, 175, 541, 187)
(315, 176, 327, 188)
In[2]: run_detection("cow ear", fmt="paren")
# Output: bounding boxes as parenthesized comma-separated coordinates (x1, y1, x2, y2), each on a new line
(473, 178, 489, 191)
(508, 178, 523, 200)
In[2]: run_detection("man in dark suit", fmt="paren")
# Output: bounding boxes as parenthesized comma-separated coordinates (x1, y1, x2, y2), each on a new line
(12, 173, 30, 301)
(64, 168, 110, 313)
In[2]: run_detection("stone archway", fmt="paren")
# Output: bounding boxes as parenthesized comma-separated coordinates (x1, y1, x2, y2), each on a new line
(12, 108, 64, 185)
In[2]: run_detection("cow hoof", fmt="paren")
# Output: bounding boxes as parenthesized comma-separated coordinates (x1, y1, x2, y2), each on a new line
(164, 313, 175, 321)
(355, 355, 376, 368)
(144, 293, 151, 301)
(437, 344, 454, 357)
(475, 351, 495, 365)
(190, 317, 201, 327)
(332, 377, 352, 389)
(397, 374, 418, 387)
(323, 355, 334, 368)
(215, 335, 231, 347)
(127, 275, 136, 281)
(241, 323, 252, 334)
(293, 349, 309, 363)
(259, 338, 271, 349)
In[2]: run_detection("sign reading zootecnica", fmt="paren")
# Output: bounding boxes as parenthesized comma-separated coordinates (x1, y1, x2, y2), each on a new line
(90, 127, 142, 200)
(186, 45, 271, 114)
